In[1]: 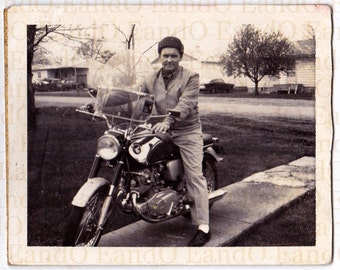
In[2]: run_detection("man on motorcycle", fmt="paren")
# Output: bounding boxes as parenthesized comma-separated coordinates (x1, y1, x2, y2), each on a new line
(141, 36, 210, 246)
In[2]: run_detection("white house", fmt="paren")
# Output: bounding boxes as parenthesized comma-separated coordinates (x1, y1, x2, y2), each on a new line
(32, 62, 89, 86)
(253, 39, 316, 94)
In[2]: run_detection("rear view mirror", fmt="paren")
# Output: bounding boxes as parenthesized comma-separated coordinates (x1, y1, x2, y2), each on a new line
(143, 100, 153, 114)
(80, 103, 95, 113)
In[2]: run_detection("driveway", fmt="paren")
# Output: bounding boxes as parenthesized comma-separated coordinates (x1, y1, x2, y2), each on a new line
(35, 94, 315, 120)
(199, 96, 315, 120)
(35, 95, 92, 108)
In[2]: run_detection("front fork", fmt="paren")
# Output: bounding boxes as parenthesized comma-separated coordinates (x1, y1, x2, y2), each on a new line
(88, 155, 101, 179)
(96, 160, 125, 232)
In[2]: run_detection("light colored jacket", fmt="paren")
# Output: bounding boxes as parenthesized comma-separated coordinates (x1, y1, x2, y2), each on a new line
(141, 66, 201, 132)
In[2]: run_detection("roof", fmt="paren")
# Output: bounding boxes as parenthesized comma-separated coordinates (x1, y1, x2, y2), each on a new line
(290, 39, 315, 58)
(33, 61, 89, 71)
(201, 53, 223, 64)
(291, 39, 315, 57)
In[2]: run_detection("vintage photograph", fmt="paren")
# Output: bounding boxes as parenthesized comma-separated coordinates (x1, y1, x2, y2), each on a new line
(6, 4, 332, 265)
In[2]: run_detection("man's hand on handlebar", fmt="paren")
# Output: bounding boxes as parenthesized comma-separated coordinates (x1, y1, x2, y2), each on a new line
(152, 121, 170, 133)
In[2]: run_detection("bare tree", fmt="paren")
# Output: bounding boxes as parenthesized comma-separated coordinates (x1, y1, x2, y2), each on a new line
(113, 24, 136, 49)
(76, 39, 115, 63)
(221, 24, 294, 95)
(27, 24, 112, 129)
(32, 47, 53, 66)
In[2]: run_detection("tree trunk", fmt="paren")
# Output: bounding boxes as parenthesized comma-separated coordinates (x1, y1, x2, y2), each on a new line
(27, 25, 37, 130)
(254, 81, 259, 96)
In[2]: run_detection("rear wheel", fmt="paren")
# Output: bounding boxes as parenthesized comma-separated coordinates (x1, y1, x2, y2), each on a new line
(203, 157, 218, 192)
(63, 187, 108, 246)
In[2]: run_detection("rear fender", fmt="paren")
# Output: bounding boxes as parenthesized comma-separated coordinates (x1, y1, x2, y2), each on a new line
(71, 177, 110, 207)
(204, 146, 223, 162)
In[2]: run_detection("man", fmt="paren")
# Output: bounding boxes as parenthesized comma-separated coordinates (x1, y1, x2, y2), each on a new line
(141, 36, 210, 246)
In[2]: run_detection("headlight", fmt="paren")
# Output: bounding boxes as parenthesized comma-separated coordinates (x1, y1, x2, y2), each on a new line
(97, 135, 120, 160)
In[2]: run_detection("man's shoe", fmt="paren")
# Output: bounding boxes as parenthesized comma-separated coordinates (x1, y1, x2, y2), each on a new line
(188, 230, 211, 247)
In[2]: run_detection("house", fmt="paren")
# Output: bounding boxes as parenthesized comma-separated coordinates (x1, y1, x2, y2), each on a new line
(288, 39, 315, 93)
(32, 62, 89, 87)
(191, 39, 316, 95)
(200, 54, 248, 89)
(255, 39, 316, 94)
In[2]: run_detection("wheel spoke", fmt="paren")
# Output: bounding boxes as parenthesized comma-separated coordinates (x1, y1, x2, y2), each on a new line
(204, 160, 216, 192)
(74, 191, 105, 246)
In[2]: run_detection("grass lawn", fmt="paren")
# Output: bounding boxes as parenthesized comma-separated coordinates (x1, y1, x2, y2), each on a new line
(27, 107, 315, 246)
(232, 189, 316, 246)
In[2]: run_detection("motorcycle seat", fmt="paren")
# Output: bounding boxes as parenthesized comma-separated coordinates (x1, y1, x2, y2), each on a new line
(203, 133, 213, 145)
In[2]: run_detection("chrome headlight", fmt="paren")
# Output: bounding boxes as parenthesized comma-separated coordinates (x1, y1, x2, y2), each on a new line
(97, 135, 121, 160)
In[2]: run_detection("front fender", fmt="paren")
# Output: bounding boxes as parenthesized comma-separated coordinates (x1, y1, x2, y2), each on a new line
(71, 177, 110, 207)
(204, 146, 223, 162)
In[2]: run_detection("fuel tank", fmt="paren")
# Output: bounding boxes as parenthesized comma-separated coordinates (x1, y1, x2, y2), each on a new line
(128, 133, 180, 165)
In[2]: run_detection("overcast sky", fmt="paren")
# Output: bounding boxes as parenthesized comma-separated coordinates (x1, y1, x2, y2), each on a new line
(38, 5, 315, 66)
(32, 5, 313, 68)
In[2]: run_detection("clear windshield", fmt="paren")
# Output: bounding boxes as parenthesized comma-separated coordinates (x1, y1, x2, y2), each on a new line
(91, 50, 155, 125)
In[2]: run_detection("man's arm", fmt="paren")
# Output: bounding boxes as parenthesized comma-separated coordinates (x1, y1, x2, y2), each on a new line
(172, 73, 200, 121)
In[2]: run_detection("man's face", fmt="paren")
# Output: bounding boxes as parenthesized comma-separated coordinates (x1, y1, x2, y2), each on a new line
(160, 48, 182, 73)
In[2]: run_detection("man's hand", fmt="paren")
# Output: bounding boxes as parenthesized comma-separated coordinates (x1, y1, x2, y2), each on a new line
(152, 121, 170, 133)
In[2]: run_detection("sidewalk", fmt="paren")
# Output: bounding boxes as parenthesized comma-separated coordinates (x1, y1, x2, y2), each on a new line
(99, 156, 315, 247)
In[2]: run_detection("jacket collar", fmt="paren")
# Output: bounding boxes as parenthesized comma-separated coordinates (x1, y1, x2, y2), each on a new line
(157, 66, 182, 78)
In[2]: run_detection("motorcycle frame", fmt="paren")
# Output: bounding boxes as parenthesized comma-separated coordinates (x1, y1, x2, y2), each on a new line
(71, 143, 222, 213)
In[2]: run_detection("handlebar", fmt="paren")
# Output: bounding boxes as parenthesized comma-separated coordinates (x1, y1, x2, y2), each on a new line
(76, 105, 181, 137)
(76, 108, 165, 133)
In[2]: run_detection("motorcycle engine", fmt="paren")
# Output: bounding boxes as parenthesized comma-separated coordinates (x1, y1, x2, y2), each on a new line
(128, 166, 183, 220)
(147, 189, 179, 217)
(133, 188, 180, 218)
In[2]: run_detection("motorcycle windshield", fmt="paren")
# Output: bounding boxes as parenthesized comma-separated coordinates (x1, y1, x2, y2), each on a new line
(92, 50, 155, 124)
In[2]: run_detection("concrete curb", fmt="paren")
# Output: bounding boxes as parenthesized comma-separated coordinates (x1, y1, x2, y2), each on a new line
(99, 156, 315, 247)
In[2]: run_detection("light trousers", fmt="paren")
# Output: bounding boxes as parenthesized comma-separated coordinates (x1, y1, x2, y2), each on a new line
(171, 128, 209, 225)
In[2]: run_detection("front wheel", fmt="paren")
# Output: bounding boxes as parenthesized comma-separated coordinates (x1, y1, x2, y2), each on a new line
(63, 187, 108, 246)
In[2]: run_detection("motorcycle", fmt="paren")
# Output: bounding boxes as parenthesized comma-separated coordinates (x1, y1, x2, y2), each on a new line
(63, 50, 225, 247)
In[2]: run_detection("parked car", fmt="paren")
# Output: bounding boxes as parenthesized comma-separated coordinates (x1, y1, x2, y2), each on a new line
(60, 79, 78, 91)
(33, 78, 62, 92)
(199, 83, 207, 92)
(201, 79, 234, 94)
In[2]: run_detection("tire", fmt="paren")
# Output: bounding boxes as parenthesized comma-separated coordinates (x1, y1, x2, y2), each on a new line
(203, 156, 219, 193)
(63, 186, 108, 246)
(204, 157, 219, 208)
